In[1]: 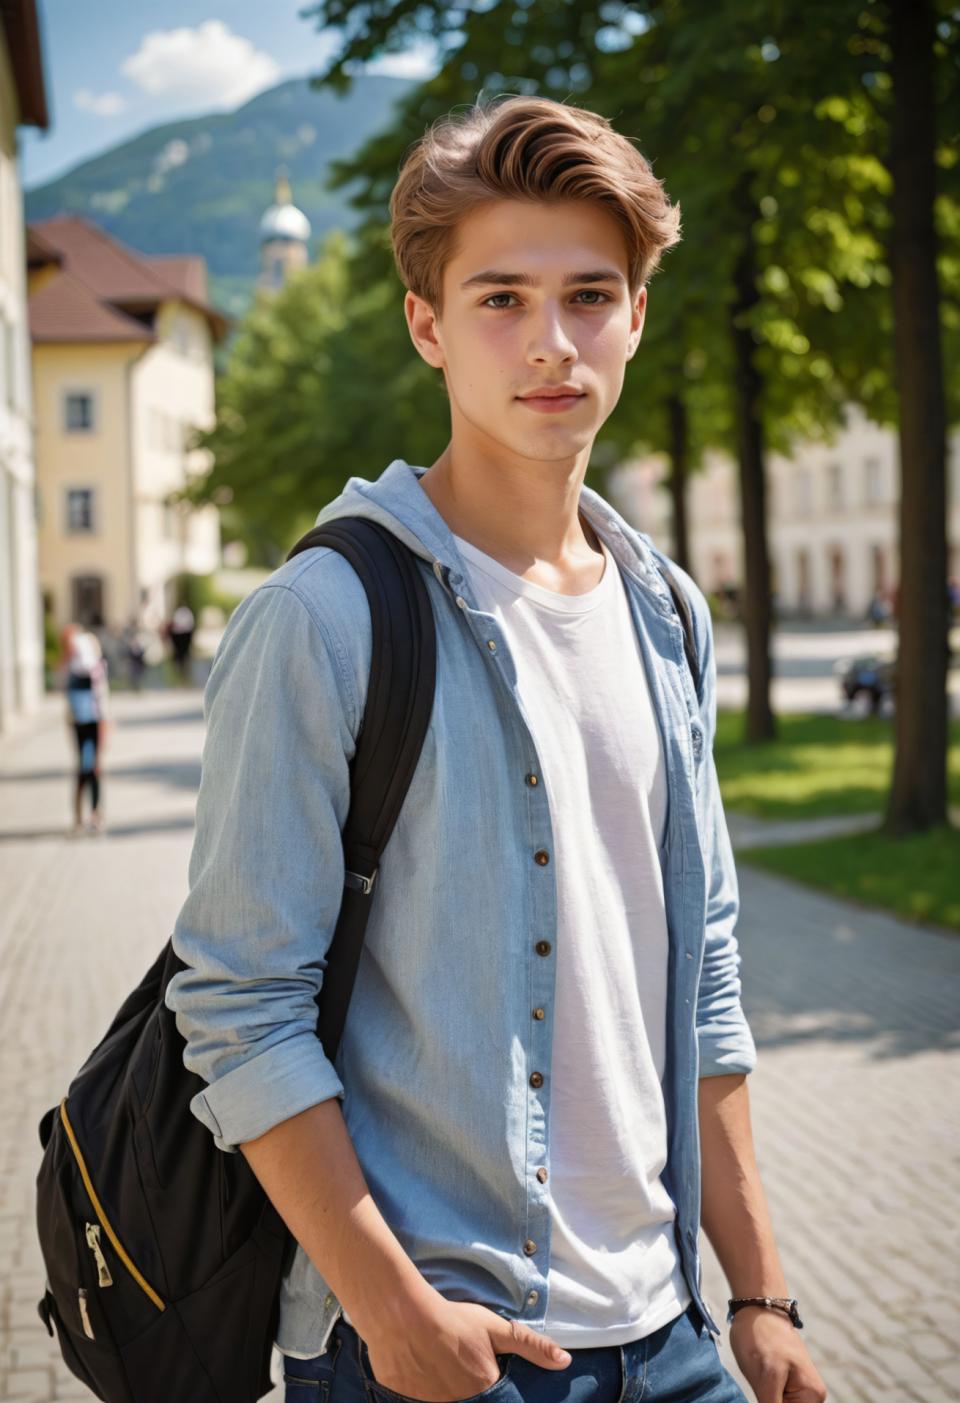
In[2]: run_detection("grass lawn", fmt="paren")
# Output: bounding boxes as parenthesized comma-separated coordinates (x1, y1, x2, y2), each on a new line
(714, 710, 960, 820)
(740, 824, 960, 933)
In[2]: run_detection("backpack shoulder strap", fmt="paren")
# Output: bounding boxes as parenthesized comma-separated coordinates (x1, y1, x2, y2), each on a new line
(285, 517, 436, 1062)
(650, 554, 702, 700)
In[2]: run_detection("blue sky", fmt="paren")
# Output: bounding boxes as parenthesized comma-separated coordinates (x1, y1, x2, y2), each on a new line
(22, 1, 439, 189)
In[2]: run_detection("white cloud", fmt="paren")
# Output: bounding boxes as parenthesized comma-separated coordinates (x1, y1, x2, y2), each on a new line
(364, 43, 440, 81)
(74, 88, 128, 117)
(121, 20, 280, 109)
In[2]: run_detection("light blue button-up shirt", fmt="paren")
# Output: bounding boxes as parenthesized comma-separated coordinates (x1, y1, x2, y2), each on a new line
(165, 458, 757, 1356)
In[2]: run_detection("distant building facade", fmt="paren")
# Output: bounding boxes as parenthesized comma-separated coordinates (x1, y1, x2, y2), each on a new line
(26, 216, 228, 634)
(614, 404, 960, 618)
(257, 170, 311, 293)
(0, 0, 48, 734)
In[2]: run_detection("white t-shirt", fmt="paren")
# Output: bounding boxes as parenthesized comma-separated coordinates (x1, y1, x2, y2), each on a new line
(453, 529, 691, 1347)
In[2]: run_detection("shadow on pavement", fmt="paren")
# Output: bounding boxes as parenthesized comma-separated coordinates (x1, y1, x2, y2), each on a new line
(0, 816, 196, 842)
(0, 760, 202, 791)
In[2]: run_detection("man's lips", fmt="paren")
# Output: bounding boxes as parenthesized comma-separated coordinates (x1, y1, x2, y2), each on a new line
(516, 391, 587, 412)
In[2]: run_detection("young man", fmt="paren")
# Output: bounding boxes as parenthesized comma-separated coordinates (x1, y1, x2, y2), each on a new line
(166, 96, 827, 1403)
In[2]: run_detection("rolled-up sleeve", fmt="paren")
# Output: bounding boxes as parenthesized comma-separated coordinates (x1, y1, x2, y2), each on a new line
(675, 566, 758, 1079)
(165, 578, 357, 1152)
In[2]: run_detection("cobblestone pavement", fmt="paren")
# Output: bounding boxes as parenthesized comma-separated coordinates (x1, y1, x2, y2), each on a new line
(1, 692, 957, 1402)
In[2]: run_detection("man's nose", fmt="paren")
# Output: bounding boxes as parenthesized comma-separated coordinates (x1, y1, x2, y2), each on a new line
(526, 305, 578, 362)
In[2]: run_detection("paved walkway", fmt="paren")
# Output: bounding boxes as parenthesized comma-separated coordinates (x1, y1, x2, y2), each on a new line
(0, 692, 957, 1402)
(727, 807, 960, 850)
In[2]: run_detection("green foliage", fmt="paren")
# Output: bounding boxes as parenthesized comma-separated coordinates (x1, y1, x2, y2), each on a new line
(183, 227, 455, 561)
(170, 571, 243, 620)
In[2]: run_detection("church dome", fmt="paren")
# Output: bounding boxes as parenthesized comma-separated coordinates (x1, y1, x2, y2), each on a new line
(259, 172, 311, 245)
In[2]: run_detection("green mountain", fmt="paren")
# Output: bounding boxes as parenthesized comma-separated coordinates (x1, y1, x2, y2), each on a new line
(24, 74, 416, 319)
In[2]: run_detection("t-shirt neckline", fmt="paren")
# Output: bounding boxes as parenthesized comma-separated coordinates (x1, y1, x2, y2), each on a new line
(452, 531, 615, 614)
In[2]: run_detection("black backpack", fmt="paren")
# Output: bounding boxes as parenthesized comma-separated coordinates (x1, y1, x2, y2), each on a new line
(34, 519, 437, 1403)
(34, 514, 697, 1403)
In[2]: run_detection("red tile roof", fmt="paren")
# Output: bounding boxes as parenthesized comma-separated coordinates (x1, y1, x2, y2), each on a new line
(29, 270, 153, 344)
(144, 255, 208, 304)
(27, 216, 228, 343)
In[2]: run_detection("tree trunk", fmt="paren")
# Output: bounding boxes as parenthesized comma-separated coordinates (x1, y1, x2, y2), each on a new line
(666, 393, 691, 573)
(884, 0, 949, 835)
(730, 209, 776, 744)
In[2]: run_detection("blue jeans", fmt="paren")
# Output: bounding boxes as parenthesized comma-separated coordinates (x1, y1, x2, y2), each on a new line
(282, 1303, 748, 1403)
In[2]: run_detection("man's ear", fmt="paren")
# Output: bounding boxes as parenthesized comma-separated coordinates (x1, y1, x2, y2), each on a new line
(626, 285, 647, 360)
(404, 290, 445, 370)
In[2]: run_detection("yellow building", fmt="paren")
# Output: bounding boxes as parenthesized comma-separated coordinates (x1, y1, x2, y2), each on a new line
(27, 216, 228, 634)
(0, 0, 48, 733)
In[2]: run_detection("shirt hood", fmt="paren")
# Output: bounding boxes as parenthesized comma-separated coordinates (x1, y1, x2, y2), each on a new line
(314, 458, 674, 608)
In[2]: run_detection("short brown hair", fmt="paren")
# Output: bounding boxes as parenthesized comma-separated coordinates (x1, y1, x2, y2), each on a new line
(389, 93, 681, 316)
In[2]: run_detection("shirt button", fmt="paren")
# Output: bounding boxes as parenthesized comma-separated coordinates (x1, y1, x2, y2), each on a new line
(536, 1167, 548, 1184)
(527, 1289, 539, 1305)
(455, 596, 467, 609)
(535, 940, 552, 956)
(534, 849, 550, 865)
(529, 1071, 544, 1088)
(532, 1007, 545, 1020)
(523, 1239, 537, 1256)
(487, 639, 497, 651)
(525, 772, 539, 787)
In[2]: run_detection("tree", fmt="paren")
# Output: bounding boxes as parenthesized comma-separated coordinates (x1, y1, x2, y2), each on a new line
(884, 0, 952, 833)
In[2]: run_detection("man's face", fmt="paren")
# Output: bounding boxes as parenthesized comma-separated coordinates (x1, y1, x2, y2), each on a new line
(405, 198, 646, 467)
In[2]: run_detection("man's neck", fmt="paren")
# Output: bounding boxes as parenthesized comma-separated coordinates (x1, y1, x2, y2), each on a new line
(417, 444, 605, 595)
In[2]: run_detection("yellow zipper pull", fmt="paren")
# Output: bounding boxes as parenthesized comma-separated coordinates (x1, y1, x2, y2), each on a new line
(85, 1222, 114, 1287)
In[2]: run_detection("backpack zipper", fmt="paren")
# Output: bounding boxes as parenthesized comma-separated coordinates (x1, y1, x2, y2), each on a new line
(77, 1287, 96, 1339)
(85, 1223, 113, 1286)
(58, 1099, 166, 1312)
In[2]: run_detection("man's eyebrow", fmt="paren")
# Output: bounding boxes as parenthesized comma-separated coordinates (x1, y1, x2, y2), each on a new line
(459, 268, 627, 290)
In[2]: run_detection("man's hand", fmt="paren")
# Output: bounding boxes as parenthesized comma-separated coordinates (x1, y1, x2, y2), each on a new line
(729, 1308, 827, 1403)
(363, 1295, 572, 1403)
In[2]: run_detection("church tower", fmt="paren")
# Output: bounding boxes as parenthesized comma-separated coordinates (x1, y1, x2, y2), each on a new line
(258, 168, 311, 292)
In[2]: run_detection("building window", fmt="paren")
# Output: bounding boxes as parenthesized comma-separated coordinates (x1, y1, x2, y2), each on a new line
(66, 487, 96, 533)
(64, 391, 95, 433)
(864, 456, 884, 506)
(794, 469, 813, 518)
(826, 462, 843, 511)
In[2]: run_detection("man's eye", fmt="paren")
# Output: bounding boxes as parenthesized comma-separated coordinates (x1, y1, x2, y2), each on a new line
(481, 290, 611, 310)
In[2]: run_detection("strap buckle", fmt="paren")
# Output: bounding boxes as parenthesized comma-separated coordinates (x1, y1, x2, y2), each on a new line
(344, 868, 378, 896)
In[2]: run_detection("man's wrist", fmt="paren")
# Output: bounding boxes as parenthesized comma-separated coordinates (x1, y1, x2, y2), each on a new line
(347, 1261, 439, 1342)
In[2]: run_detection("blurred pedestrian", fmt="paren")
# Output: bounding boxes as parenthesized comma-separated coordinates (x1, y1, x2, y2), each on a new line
(59, 623, 110, 836)
(867, 590, 891, 627)
(122, 616, 148, 691)
(168, 603, 195, 683)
